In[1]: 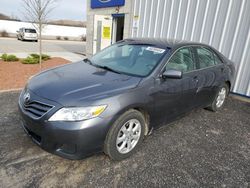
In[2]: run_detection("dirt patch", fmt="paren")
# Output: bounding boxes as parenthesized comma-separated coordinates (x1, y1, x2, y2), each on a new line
(0, 58, 69, 90)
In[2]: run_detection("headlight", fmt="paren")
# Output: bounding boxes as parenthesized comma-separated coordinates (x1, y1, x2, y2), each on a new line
(48, 105, 107, 121)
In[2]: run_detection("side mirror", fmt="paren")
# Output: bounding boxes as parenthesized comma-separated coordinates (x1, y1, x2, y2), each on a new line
(162, 69, 182, 79)
(16, 30, 19, 33)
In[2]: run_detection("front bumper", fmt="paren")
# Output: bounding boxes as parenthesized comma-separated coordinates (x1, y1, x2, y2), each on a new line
(18, 90, 112, 160)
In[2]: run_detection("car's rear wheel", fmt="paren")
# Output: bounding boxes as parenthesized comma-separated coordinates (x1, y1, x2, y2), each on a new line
(104, 109, 145, 161)
(206, 83, 229, 112)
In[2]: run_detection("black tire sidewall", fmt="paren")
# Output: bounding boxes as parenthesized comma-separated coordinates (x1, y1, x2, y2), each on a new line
(104, 110, 145, 161)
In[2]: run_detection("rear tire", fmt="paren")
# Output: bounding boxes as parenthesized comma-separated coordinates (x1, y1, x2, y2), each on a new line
(206, 83, 229, 112)
(104, 109, 146, 161)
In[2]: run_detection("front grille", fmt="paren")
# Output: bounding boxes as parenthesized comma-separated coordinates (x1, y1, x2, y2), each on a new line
(22, 100, 54, 119)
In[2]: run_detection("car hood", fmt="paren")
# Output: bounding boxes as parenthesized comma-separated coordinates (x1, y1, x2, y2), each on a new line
(28, 61, 141, 105)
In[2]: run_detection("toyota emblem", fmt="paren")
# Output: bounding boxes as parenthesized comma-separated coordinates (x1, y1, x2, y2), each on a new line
(23, 92, 30, 104)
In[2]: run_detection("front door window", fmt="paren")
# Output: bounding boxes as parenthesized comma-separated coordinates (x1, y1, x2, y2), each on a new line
(166, 47, 195, 73)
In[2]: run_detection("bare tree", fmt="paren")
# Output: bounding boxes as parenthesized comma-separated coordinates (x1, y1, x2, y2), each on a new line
(22, 0, 56, 70)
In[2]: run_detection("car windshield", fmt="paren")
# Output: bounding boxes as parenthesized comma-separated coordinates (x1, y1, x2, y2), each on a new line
(25, 29, 36, 33)
(89, 43, 168, 77)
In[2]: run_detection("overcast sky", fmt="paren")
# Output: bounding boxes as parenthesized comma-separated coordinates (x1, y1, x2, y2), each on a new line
(0, 0, 87, 21)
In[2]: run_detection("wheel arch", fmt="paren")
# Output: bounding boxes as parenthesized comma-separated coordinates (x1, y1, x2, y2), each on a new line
(110, 105, 151, 136)
(133, 107, 150, 136)
(225, 80, 231, 94)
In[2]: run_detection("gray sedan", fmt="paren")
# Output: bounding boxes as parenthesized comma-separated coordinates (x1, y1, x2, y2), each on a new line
(18, 38, 235, 160)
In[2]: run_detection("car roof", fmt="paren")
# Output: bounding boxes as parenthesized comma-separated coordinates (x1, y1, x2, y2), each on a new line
(22, 28, 36, 30)
(124, 38, 205, 49)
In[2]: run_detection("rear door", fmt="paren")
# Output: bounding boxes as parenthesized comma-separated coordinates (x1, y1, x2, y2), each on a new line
(194, 46, 225, 107)
(152, 46, 199, 126)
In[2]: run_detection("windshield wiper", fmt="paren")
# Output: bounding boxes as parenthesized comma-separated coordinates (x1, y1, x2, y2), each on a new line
(97, 65, 121, 74)
(83, 59, 121, 74)
(83, 58, 93, 65)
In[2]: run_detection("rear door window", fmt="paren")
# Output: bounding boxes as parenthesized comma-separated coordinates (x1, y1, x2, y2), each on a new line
(196, 47, 216, 68)
(214, 53, 223, 65)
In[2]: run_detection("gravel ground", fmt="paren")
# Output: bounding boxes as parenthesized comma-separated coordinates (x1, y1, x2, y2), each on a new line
(0, 92, 249, 187)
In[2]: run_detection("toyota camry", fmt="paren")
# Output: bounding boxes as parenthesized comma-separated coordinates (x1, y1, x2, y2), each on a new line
(18, 38, 235, 160)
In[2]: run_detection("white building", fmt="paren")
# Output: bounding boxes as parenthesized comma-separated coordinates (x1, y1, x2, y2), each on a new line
(86, 0, 250, 97)
(0, 20, 86, 40)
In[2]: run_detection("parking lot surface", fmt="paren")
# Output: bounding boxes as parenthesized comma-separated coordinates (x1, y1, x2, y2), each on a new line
(0, 91, 249, 187)
(0, 37, 85, 55)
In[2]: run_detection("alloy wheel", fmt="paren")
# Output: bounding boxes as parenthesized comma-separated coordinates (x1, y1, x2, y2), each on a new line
(116, 119, 142, 154)
(216, 87, 226, 108)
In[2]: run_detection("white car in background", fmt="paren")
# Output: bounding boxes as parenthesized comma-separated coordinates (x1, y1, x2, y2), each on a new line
(17, 28, 38, 42)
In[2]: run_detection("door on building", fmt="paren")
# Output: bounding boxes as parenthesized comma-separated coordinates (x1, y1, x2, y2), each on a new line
(93, 14, 124, 54)
(112, 14, 125, 43)
(93, 15, 112, 54)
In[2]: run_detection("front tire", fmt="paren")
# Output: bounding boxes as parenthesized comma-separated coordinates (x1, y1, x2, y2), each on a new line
(104, 109, 146, 161)
(206, 83, 229, 112)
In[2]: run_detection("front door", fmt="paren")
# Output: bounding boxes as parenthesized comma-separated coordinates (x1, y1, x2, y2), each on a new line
(152, 47, 198, 126)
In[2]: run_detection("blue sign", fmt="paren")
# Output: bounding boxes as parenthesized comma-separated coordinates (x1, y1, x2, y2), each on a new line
(91, 0, 125, 9)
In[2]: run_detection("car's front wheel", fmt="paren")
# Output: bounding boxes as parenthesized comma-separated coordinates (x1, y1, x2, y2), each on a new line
(104, 109, 146, 161)
(207, 83, 229, 112)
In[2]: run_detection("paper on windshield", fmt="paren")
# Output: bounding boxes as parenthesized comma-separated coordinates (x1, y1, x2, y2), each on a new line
(145, 47, 165, 54)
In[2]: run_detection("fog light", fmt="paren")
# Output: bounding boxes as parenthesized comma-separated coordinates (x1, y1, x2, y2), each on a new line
(57, 144, 76, 154)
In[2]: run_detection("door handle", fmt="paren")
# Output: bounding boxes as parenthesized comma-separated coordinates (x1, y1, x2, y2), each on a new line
(193, 76, 198, 82)
(197, 87, 202, 93)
